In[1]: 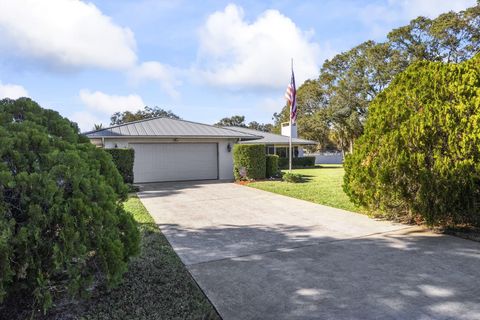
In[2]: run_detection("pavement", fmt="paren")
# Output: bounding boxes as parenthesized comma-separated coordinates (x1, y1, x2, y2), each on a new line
(138, 181, 480, 320)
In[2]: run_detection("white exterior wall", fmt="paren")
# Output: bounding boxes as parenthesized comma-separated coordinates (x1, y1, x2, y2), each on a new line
(308, 152, 343, 164)
(218, 139, 236, 180)
(99, 137, 236, 181)
(281, 123, 298, 138)
(104, 139, 129, 149)
(298, 147, 304, 157)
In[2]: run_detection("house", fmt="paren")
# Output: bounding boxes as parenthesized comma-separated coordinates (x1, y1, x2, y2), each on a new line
(84, 117, 316, 183)
(84, 117, 260, 183)
(227, 123, 316, 158)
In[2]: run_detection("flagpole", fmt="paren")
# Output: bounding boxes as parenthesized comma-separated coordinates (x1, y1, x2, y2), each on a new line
(289, 58, 293, 172)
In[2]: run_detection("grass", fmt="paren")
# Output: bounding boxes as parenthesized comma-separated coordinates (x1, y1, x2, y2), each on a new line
(48, 195, 219, 320)
(249, 165, 362, 213)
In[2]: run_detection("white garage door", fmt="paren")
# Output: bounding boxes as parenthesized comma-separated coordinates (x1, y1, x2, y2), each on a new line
(131, 143, 218, 183)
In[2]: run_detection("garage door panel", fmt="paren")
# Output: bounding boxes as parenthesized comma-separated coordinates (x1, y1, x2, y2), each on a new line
(131, 143, 218, 183)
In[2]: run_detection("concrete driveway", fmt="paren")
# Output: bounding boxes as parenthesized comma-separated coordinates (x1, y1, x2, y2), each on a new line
(138, 181, 480, 320)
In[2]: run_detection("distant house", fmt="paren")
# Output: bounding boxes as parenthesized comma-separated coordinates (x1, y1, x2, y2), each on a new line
(225, 123, 317, 158)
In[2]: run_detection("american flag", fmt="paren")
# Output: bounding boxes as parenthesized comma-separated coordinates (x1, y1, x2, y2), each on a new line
(284, 68, 297, 123)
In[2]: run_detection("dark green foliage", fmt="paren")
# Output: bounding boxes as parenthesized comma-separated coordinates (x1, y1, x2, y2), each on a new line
(0, 98, 140, 314)
(344, 54, 480, 227)
(247, 121, 273, 132)
(232, 145, 266, 180)
(110, 106, 180, 125)
(266, 155, 279, 178)
(278, 156, 316, 169)
(214, 115, 246, 127)
(282, 172, 304, 183)
(105, 149, 135, 184)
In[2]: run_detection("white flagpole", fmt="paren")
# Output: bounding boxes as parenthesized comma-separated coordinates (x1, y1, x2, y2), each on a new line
(289, 58, 293, 172)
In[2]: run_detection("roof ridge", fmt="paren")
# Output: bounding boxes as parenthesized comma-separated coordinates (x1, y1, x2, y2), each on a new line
(82, 116, 263, 137)
(82, 115, 168, 135)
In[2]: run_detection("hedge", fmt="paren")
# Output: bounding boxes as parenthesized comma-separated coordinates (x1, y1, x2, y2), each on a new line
(266, 155, 279, 178)
(0, 98, 139, 314)
(343, 54, 480, 227)
(105, 148, 135, 183)
(233, 144, 266, 180)
(278, 156, 315, 169)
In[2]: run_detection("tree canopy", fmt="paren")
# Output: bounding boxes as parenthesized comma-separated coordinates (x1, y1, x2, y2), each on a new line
(214, 115, 273, 132)
(110, 106, 180, 125)
(214, 115, 247, 127)
(343, 54, 480, 227)
(272, 3, 480, 153)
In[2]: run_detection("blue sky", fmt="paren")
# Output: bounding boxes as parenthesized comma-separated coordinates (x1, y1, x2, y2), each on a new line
(0, 0, 476, 131)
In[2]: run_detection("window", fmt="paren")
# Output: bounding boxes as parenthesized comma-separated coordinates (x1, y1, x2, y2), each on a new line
(266, 145, 275, 155)
(274, 146, 299, 158)
(275, 147, 287, 158)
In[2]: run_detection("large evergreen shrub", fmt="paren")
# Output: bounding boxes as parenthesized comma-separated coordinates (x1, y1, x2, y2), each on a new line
(278, 156, 316, 169)
(344, 54, 480, 226)
(0, 98, 139, 313)
(105, 148, 135, 183)
(232, 145, 266, 180)
(266, 155, 279, 178)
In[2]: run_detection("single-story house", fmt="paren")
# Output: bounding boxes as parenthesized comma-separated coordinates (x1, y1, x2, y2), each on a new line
(85, 117, 259, 183)
(84, 117, 316, 183)
(226, 124, 316, 158)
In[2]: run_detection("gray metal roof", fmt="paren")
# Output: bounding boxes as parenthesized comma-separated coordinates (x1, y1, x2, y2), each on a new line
(84, 117, 260, 139)
(225, 126, 317, 145)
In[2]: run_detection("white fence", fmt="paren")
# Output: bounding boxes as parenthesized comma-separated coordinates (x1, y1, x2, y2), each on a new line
(306, 152, 343, 165)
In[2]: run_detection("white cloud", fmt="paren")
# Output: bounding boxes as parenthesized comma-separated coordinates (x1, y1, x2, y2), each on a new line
(79, 90, 145, 115)
(196, 4, 329, 89)
(130, 61, 181, 98)
(260, 96, 285, 113)
(0, 0, 137, 70)
(70, 111, 104, 133)
(0, 82, 29, 99)
(359, 0, 476, 37)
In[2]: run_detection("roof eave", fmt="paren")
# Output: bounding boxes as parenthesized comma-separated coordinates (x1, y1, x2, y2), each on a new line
(85, 134, 260, 139)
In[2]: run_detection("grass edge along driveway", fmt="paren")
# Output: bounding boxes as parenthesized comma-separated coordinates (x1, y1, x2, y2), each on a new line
(248, 166, 363, 213)
(48, 195, 219, 320)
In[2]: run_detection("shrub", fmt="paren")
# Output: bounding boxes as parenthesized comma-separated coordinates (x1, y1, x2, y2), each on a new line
(344, 54, 480, 227)
(282, 172, 304, 183)
(0, 98, 140, 314)
(232, 144, 266, 180)
(105, 148, 135, 183)
(278, 156, 315, 169)
(266, 155, 279, 178)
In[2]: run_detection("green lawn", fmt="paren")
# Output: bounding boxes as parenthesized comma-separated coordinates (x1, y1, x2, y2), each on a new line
(249, 165, 362, 213)
(50, 195, 219, 320)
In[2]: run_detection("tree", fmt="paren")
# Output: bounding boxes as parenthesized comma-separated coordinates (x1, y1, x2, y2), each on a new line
(343, 54, 480, 227)
(214, 115, 246, 127)
(93, 123, 103, 130)
(388, 6, 480, 63)
(0, 98, 139, 314)
(110, 106, 180, 125)
(316, 4, 479, 153)
(247, 121, 273, 132)
(319, 40, 406, 153)
(273, 79, 330, 150)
